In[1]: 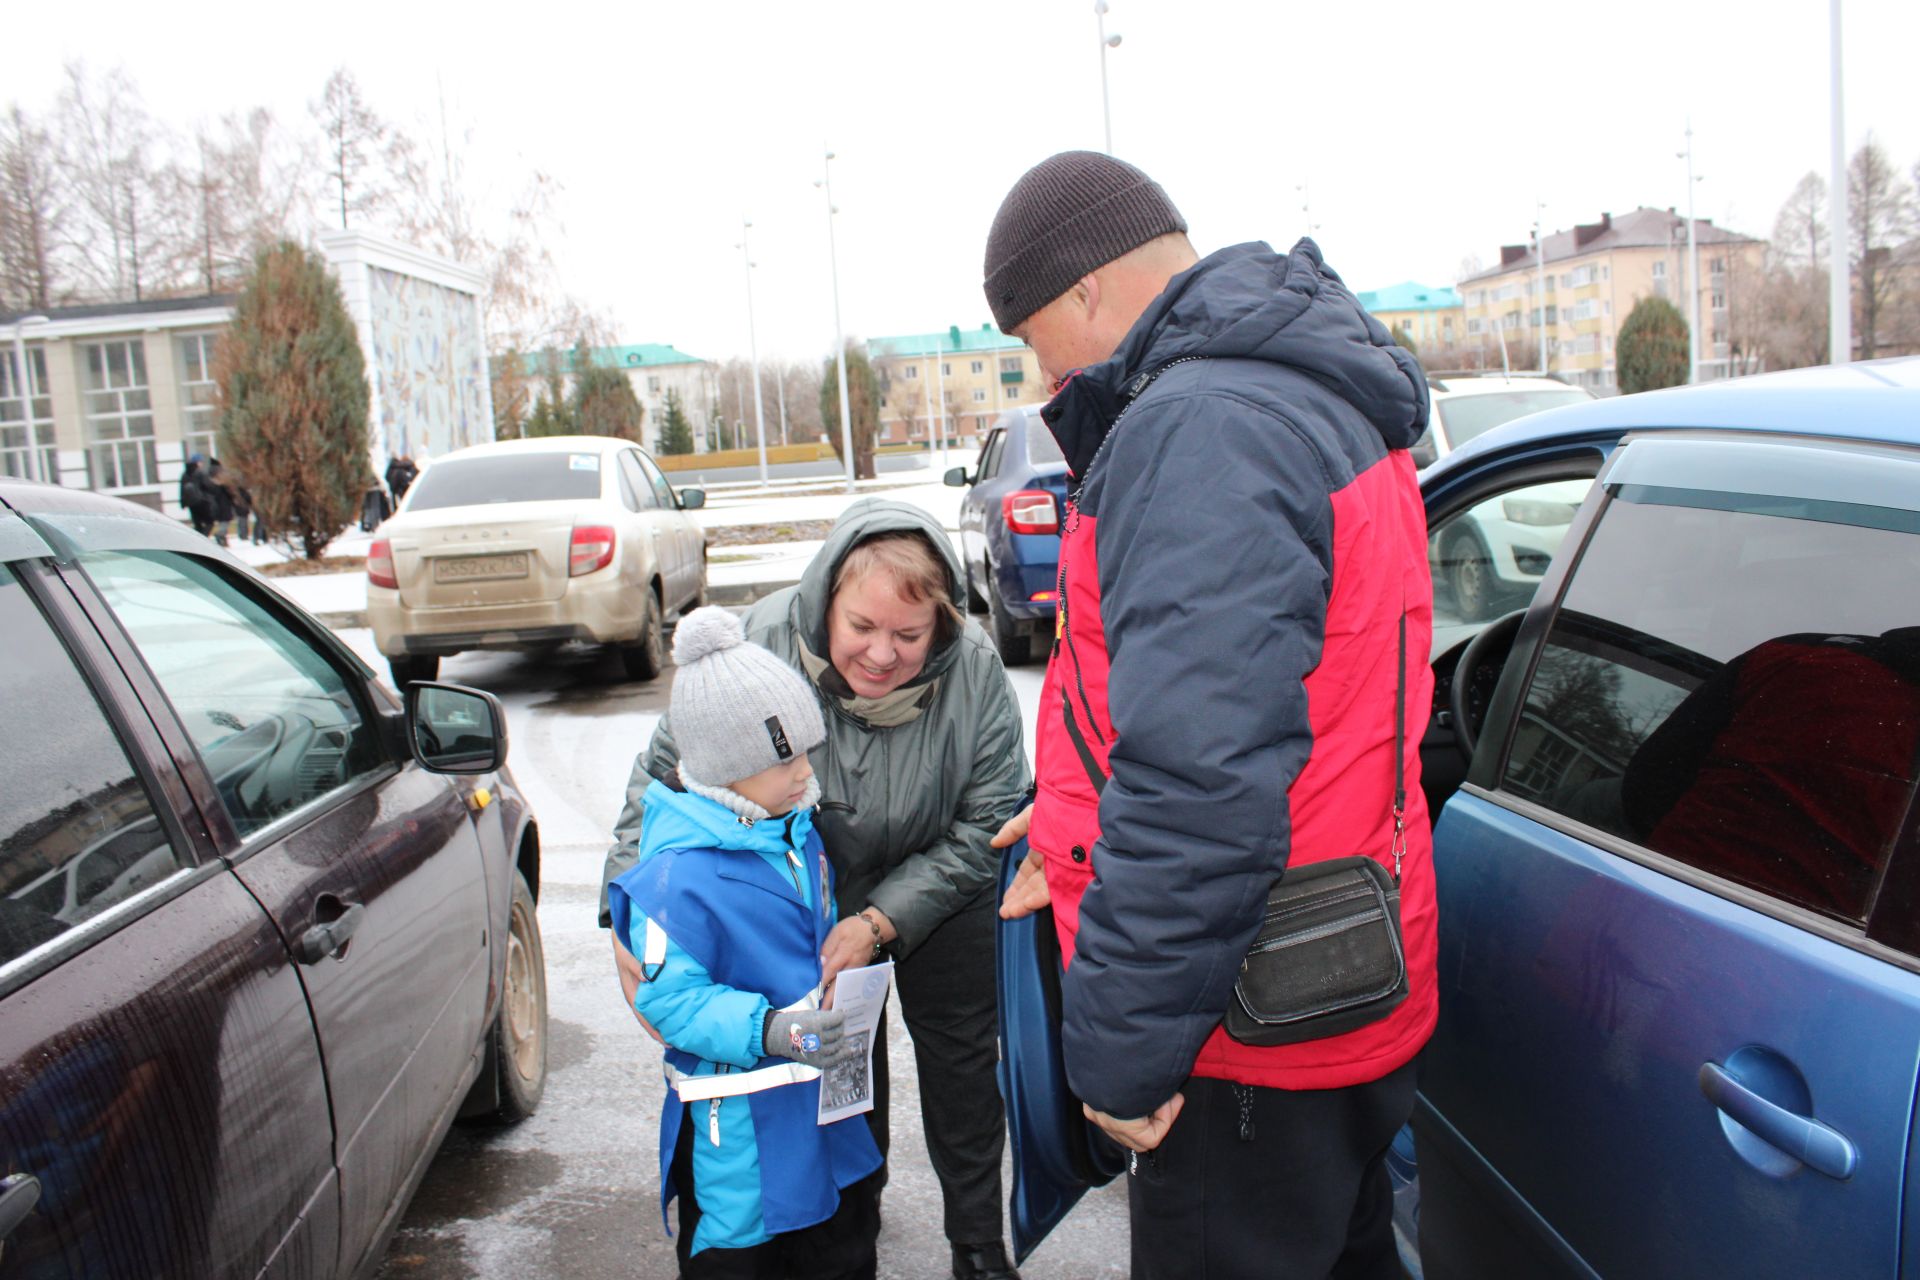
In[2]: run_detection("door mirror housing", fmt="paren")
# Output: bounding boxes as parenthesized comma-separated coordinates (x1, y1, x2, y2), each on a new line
(678, 488, 706, 510)
(944, 466, 972, 488)
(408, 682, 508, 774)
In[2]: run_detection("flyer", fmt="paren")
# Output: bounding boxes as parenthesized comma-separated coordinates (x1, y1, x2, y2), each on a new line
(817, 959, 892, 1125)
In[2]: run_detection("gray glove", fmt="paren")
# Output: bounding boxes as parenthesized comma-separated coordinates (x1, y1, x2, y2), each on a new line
(762, 1007, 855, 1070)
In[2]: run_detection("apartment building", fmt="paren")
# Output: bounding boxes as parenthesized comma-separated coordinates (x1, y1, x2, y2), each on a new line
(1357, 282, 1464, 351)
(1459, 208, 1765, 391)
(867, 324, 1043, 445)
(519, 343, 715, 453)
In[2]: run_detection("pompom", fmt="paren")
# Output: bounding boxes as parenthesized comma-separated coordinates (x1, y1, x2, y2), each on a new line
(673, 605, 745, 666)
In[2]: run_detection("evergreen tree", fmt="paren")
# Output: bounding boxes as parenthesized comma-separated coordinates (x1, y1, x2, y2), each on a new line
(523, 352, 575, 438)
(820, 340, 880, 479)
(657, 388, 695, 455)
(213, 240, 371, 560)
(569, 339, 645, 441)
(1615, 295, 1690, 394)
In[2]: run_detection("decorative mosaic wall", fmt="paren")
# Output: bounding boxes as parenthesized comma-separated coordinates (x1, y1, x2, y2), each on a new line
(366, 266, 490, 460)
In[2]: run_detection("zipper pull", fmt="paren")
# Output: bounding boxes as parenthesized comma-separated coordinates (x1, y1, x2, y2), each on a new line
(708, 1097, 722, 1147)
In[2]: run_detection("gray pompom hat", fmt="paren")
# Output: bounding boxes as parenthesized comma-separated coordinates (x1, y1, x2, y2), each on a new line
(669, 606, 826, 786)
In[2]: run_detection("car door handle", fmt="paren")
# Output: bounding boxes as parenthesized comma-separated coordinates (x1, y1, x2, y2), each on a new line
(0, 1172, 41, 1244)
(297, 900, 366, 965)
(1698, 1061, 1857, 1180)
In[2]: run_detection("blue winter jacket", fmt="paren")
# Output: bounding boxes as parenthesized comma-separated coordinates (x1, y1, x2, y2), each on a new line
(606, 779, 882, 1254)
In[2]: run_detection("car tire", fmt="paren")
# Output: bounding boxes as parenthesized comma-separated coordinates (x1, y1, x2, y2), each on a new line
(986, 568, 1034, 666)
(621, 589, 665, 682)
(1445, 528, 1498, 622)
(473, 869, 548, 1124)
(389, 653, 440, 687)
(964, 559, 989, 615)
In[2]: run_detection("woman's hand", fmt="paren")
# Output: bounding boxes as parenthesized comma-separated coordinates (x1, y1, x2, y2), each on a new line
(993, 804, 1049, 919)
(820, 907, 896, 995)
(1085, 1093, 1185, 1152)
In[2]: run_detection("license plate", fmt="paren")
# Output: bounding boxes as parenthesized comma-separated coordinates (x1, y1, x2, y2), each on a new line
(434, 553, 530, 582)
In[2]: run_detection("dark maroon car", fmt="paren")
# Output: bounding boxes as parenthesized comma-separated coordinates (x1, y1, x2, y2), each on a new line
(0, 480, 549, 1278)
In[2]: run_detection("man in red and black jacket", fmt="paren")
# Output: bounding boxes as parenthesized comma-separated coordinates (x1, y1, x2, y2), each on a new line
(986, 152, 1438, 1278)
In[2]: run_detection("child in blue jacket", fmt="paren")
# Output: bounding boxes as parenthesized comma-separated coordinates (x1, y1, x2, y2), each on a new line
(607, 607, 884, 1279)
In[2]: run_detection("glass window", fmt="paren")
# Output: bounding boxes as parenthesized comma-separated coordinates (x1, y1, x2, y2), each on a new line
(1501, 485, 1920, 924)
(971, 361, 984, 375)
(405, 451, 607, 511)
(614, 455, 643, 511)
(905, 365, 918, 378)
(1, 346, 57, 484)
(1028, 422, 1064, 466)
(82, 551, 384, 840)
(1006, 386, 1021, 400)
(942, 363, 951, 376)
(82, 339, 160, 491)
(972, 388, 988, 403)
(617, 451, 657, 509)
(175, 333, 220, 464)
(1, 565, 184, 966)
(977, 430, 1006, 481)
(999, 356, 1021, 373)
(635, 452, 678, 510)
(1434, 390, 1593, 449)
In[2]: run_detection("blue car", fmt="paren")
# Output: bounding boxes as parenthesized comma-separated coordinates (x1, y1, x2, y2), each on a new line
(1403, 356, 1920, 1279)
(945, 406, 1066, 664)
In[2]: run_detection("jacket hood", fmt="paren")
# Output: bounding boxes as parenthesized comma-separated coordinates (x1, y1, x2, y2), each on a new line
(1049, 240, 1428, 470)
(640, 777, 817, 856)
(792, 497, 969, 685)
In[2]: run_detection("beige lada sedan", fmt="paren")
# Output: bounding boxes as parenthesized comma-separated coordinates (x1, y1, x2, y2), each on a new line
(367, 436, 707, 687)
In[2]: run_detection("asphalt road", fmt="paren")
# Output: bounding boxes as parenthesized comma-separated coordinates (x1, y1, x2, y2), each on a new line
(339, 632, 1130, 1279)
(667, 450, 953, 489)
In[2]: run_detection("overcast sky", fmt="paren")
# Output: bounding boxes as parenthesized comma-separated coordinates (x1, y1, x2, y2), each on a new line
(8, 0, 1918, 363)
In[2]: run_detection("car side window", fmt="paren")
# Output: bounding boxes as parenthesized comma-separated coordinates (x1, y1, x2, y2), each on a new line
(1430, 476, 1593, 641)
(635, 452, 678, 510)
(618, 452, 658, 510)
(1, 565, 185, 967)
(1499, 485, 1920, 925)
(978, 430, 1006, 481)
(81, 551, 386, 841)
(615, 457, 643, 512)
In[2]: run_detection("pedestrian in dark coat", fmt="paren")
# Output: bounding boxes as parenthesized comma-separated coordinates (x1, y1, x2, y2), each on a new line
(180, 454, 215, 537)
(208, 461, 237, 547)
(986, 152, 1436, 1279)
(385, 454, 419, 505)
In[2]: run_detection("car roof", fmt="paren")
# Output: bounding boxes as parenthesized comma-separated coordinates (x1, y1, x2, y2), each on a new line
(431, 435, 639, 462)
(0, 478, 183, 524)
(1428, 375, 1584, 399)
(1423, 356, 1920, 484)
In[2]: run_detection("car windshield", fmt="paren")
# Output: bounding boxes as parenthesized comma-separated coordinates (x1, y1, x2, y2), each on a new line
(1028, 422, 1064, 466)
(405, 453, 607, 511)
(1437, 389, 1591, 447)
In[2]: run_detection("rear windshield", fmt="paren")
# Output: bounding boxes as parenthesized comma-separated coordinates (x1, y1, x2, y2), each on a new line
(1027, 421, 1064, 466)
(1436, 389, 1591, 447)
(404, 452, 607, 511)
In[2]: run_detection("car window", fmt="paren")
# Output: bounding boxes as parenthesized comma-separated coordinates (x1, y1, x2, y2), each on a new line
(1027, 419, 1064, 467)
(404, 451, 606, 511)
(82, 551, 385, 841)
(1435, 389, 1592, 447)
(978, 431, 1006, 481)
(1430, 476, 1592, 646)
(635, 452, 679, 510)
(614, 453, 646, 511)
(1, 565, 185, 966)
(1499, 485, 1920, 925)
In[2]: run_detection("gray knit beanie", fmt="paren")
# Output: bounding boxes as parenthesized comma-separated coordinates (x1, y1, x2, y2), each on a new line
(983, 151, 1187, 333)
(669, 606, 826, 786)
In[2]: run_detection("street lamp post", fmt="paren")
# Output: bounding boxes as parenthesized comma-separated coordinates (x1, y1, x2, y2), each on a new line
(1829, 0, 1852, 364)
(1534, 205, 1548, 374)
(1095, 2, 1121, 153)
(816, 150, 856, 494)
(1679, 122, 1703, 383)
(9, 315, 49, 485)
(738, 218, 769, 486)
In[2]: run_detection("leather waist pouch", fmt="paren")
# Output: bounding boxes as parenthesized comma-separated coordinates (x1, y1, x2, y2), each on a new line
(1224, 855, 1408, 1047)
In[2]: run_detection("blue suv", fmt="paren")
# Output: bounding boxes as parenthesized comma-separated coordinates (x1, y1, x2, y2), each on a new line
(945, 406, 1067, 664)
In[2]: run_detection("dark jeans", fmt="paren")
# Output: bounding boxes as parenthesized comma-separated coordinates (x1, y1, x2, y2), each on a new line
(672, 1112, 881, 1280)
(1127, 1061, 1418, 1280)
(868, 890, 1007, 1248)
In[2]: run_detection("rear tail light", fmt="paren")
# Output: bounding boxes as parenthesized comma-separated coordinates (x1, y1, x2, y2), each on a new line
(1029, 590, 1057, 603)
(570, 524, 616, 577)
(1002, 490, 1059, 535)
(367, 539, 397, 590)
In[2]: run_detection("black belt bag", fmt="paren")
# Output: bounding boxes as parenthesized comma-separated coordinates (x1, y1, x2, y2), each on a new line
(1224, 611, 1412, 1047)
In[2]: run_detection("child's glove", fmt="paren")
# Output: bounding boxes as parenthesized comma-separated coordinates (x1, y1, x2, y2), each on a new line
(763, 1007, 855, 1069)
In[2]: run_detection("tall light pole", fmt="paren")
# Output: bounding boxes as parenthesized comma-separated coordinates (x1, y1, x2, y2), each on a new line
(9, 315, 49, 485)
(816, 149, 855, 493)
(1679, 121, 1702, 383)
(1534, 204, 1548, 374)
(776, 368, 789, 446)
(1095, 2, 1121, 153)
(1829, 0, 1852, 364)
(737, 218, 769, 486)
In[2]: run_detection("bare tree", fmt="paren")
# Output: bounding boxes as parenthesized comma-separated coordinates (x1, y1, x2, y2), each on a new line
(1772, 172, 1827, 270)
(56, 63, 168, 301)
(311, 68, 412, 230)
(1849, 135, 1916, 358)
(0, 105, 67, 310)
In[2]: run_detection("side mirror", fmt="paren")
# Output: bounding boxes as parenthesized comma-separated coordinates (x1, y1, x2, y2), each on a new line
(679, 488, 707, 510)
(408, 682, 508, 774)
(943, 466, 971, 488)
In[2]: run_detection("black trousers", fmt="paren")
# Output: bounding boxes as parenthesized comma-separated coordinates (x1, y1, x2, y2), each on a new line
(672, 1111, 882, 1280)
(1127, 1061, 1418, 1280)
(867, 890, 1007, 1248)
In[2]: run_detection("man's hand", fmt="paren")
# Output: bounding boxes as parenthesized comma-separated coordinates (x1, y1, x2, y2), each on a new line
(991, 803, 1032, 849)
(610, 936, 663, 1042)
(1084, 1093, 1185, 1152)
(993, 804, 1051, 920)
(820, 907, 896, 995)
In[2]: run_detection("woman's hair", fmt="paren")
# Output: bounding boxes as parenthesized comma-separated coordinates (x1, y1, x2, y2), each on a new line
(833, 531, 964, 647)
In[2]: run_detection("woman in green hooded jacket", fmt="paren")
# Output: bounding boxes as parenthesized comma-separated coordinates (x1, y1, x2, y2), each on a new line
(602, 498, 1032, 1280)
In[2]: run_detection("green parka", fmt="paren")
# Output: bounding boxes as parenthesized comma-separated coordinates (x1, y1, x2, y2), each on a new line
(599, 498, 1032, 955)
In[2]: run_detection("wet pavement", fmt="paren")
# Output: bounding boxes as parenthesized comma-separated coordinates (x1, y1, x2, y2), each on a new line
(338, 635, 1130, 1279)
